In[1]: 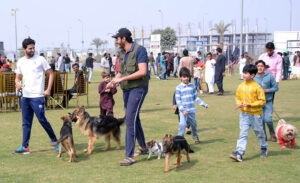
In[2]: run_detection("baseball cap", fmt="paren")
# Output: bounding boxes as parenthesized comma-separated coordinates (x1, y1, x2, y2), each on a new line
(112, 28, 132, 38)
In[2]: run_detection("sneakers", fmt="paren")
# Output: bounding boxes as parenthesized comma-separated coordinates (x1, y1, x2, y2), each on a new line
(194, 137, 200, 144)
(13, 145, 30, 154)
(230, 151, 243, 162)
(260, 148, 268, 158)
(55, 145, 60, 153)
(49, 141, 58, 146)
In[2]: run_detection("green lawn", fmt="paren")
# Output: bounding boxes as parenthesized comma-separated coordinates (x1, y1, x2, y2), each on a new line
(0, 70, 299, 183)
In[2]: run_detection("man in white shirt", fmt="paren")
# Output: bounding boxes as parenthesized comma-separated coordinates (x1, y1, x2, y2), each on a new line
(13, 38, 58, 154)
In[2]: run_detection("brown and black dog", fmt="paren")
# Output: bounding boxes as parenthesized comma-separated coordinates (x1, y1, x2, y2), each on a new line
(162, 134, 194, 172)
(71, 106, 125, 155)
(55, 115, 76, 162)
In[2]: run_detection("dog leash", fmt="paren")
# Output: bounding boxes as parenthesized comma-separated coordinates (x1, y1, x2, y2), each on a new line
(20, 88, 69, 112)
(273, 109, 282, 121)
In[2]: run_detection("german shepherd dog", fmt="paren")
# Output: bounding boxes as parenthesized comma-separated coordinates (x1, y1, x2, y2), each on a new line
(162, 134, 194, 172)
(71, 106, 125, 155)
(55, 114, 76, 162)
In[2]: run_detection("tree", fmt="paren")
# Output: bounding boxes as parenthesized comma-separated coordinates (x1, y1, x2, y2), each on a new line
(211, 21, 231, 50)
(152, 27, 177, 51)
(91, 38, 104, 55)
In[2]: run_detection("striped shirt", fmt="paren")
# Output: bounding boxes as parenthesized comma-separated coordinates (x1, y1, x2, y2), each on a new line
(175, 83, 208, 113)
(236, 80, 266, 115)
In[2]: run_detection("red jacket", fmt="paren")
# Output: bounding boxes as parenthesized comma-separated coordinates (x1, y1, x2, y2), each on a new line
(277, 126, 295, 147)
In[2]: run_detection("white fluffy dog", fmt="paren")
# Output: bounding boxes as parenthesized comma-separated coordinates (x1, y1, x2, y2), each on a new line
(275, 119, 298, 148)
(146, 140, 164, 160)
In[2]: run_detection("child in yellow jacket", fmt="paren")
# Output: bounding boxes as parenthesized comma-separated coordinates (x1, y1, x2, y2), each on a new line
(230, 64, 268, 162)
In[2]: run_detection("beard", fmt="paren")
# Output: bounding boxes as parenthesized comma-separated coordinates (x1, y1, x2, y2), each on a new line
(118, 42, 125, 49)
(25, 51, 34, 58)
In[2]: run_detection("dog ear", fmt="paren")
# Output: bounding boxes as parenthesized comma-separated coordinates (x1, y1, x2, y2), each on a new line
(169, 134, 173, 140)
(61, 116, 65, 120)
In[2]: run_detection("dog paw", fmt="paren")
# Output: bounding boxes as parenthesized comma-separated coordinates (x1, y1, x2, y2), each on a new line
(281, 146, 286, 149)
(164, 170, 169, 173)
(83, 148, 88, 152)
(115, 147, 120, 150)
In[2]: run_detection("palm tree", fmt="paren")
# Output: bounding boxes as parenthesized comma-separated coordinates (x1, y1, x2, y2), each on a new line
(91, 38, 103, 55)
(211, 21, 231, 50)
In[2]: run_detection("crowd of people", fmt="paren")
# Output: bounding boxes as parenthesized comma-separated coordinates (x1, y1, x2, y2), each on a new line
(8, 28, 299, 167)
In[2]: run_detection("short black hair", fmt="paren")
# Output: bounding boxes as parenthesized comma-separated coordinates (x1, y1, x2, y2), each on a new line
(57, 53, 61, 56)
(22, 37, 35, 49)
(72, 63, 79, 67)
(255, 60, 266, 66)
(197, 51, 201, 55)
(183, 49, 188, 56)
(88, 53, 93, 57)
(265, 42, 275, 50)
(243, 64, 257, 75)
(283, 52, 288, 56)
(216, 48, 222, 53)
(179, 67, 191, 78)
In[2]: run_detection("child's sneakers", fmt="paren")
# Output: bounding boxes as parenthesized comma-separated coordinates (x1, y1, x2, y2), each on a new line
(230, 151, 243, 162)
(260, 148, 268, 158)
(13, 145, 30, 154)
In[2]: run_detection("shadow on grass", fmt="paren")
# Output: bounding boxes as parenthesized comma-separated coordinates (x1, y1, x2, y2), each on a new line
(74, 143, 125, 153)
(173, 159, 198, 172)
(198, 127, 217, 133)
(140, 107, 170, 113)
(245, 149, 292, 161)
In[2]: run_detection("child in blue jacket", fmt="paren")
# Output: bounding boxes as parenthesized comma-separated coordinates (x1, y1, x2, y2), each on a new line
(254, 60, 279, 141)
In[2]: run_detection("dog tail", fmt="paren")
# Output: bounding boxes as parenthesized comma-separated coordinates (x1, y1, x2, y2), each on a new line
(117, 116, 126, 126)
(188, 145, 194, 153)
(51, 136, 68, 146)
(278, 119, 286, 126)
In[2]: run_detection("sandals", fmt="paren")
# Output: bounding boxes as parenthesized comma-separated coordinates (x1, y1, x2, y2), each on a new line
(134, 148, 148, 157)
(120, 157, 136, 166)
(194, 137, 200, 144)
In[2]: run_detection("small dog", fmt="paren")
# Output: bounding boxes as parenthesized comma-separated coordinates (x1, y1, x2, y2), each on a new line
(275, 119, 298, 148)
(146, 140, 164, 160)
(56, 114, 76, 162)
(162, 134, 194, 172)
(71, 106, 125, 155)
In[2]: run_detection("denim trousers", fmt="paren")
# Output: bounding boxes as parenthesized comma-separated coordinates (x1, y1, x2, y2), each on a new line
(21, 97, 57, 147)
(178, 112, 198, 138)
(262, 101, 275, 136)
(123, 87, 147, 158)
(64, 64, 70, 73)
(236, 112, 268, 155)
(87, 67, 93, 82)
(160, 65, 166, 80)
(194, 78, 201, 91)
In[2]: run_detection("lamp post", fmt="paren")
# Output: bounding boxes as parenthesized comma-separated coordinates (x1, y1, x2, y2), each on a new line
(290, 0, 293, 31)
(11, 8, 19, 59)
(158, 9, 164, 29)
(240, 0, 243, 58)
(78, 19, 84, 52)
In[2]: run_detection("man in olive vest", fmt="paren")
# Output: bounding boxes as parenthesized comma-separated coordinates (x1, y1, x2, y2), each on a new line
(107, 28, 149, 166)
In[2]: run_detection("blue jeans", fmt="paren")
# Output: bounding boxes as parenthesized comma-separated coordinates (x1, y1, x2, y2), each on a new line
(178, 112, 198, 138)
(64, 64, 70, 73)
(123, 87, 147, 158)
(160, 65, 166, 80)
(21, 97, 57, 148)
(236, 112, 268, 155)
(155, 63, 160, 76)
(262, 101, 275, 136)
(194, 78, 201, 90)
(87, 67, 93, 82)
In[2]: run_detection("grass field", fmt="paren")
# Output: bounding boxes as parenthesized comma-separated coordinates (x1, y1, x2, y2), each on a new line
(0, 70, 299, 183)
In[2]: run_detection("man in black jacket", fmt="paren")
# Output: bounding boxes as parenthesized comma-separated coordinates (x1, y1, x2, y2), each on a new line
(86, 53, 95, 83)
(215, 48, 226, 95)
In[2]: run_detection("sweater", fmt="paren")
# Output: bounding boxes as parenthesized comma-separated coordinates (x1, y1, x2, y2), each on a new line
(254, 72, 278, 102)
(236, 80, 266, 115)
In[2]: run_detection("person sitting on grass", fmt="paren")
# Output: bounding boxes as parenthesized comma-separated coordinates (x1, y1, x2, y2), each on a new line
(175, 67, 209, 144)
(254, 60, 278, 142)
(230, 64, 267, 162)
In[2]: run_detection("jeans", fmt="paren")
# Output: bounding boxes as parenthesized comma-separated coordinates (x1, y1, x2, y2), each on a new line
(87, 67, 93, 82)
(64, 64, 70, 73)
(283, 66, 289, 80)
(194, 78, 201, 91)
(123, 87, 147, 158)
(160, 65, 166, 80)
(149, 63, 156, 75)
(178, 112, 198, 138)
(262, 101, 275, 136)
(21, 97, 57, 148)
(236, 112, 268, 155)
(173, 65, 178, 77)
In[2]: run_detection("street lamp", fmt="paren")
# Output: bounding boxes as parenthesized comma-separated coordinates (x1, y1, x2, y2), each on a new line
(11, 8, 19, 59)
(290, 0, 293, 31)
(158, 9, 164, 29)
(78, 19, 84, 52)
(240, 0, 243, 57)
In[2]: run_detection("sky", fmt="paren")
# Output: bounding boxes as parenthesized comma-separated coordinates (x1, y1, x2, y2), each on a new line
(1, 0, 299, 51)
